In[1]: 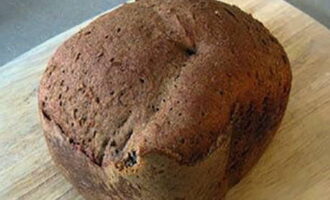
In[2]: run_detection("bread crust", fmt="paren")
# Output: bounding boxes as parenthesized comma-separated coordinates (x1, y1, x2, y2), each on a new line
(39, 0, 292, 199)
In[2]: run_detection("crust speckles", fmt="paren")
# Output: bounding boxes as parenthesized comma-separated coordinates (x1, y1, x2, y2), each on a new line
(39, 0, 291, 199)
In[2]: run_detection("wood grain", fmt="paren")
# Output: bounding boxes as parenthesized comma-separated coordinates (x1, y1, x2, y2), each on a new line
(1, 0, 330, 199)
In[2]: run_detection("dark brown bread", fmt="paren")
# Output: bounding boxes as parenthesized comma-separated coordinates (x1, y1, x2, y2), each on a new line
(38, 0, 292, 199)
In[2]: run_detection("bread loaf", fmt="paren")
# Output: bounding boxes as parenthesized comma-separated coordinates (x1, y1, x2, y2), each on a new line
(38, 0, 292, 199)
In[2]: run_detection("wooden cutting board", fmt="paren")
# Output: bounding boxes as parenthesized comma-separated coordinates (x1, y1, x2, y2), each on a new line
(1, 0, 330, 199)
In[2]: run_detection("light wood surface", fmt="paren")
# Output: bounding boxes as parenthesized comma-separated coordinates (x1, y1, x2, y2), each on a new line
(1, 0, 330, 199)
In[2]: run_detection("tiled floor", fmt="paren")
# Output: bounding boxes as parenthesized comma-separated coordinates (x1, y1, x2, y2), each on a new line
(0, 0, 329, 66)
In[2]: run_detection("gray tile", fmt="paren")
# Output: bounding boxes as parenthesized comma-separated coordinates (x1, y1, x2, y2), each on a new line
(0, 0, 126, 66)
(286, 0, 330, 28)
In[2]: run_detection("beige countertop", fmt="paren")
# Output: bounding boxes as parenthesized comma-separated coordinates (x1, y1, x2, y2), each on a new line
(1, 0, 330, 199)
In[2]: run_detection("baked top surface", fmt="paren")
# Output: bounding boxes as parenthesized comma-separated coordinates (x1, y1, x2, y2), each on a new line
(39, 0, 291, 167)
